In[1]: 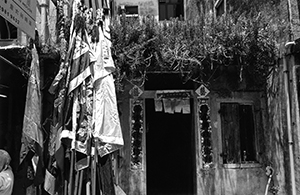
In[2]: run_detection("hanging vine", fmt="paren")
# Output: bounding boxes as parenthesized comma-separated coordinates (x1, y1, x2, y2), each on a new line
(110, 13, 286, 93)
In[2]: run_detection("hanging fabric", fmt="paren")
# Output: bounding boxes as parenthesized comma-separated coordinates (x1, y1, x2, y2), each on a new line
(18, 45, 44, 189)
(154, 90, 191, 114)
(92, 14, 124, 157)
(20, 45, 43, 159)
(44, 1, 124, 195)
(156, 98, 191, 114)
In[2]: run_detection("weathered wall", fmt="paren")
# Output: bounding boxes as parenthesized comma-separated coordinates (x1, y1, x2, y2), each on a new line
(116, 80, 146, 195)
(112, 0, 158, 18)
(116, 81, 132, 194)
(112, 0, 214, 21)
(116, 81, 271, 195)
(206, 91, 268, 195)
(266, 60, 292, 195)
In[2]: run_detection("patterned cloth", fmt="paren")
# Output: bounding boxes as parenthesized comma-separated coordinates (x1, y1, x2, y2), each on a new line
(0, 150, 13, 195)
(20, 46, 43, 163)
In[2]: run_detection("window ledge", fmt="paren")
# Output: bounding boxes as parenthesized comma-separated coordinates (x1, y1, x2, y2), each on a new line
(223, 163, 261, 169)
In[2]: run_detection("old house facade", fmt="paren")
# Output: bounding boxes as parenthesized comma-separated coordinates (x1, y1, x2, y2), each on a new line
(109, 0, 300, 195)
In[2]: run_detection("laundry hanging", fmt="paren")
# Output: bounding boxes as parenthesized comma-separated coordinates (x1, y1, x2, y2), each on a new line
(155, 98, 191, 114)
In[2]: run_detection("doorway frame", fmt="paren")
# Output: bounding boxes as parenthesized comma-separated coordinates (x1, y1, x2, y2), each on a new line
(134, 89, 200, 195)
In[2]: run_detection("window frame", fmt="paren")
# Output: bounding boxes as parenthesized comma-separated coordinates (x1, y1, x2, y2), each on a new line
(158, 0, 184, 21)
(214, 0, 226, 18)
(119, 5, 139, 19)
(0, 16, 18, 40)
(217, 99, 261, 169)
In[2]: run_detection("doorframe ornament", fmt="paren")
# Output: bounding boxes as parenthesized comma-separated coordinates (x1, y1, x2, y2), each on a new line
(130, 99, 144, 170)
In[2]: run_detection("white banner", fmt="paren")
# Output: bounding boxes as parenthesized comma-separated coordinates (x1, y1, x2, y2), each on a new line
(0, 0, 36, 38)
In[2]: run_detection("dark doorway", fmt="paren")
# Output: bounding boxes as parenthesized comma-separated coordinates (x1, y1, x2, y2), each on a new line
(146, 99, 195, 195)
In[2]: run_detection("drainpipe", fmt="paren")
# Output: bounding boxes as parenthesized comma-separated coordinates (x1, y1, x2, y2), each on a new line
(284, 41, 296, 195)
(285, 0, 297, 193)
(40, 0, 49, 45)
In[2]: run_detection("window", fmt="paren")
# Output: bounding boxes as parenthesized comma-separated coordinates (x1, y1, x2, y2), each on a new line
(215, 0, 225, 18)
(220, 103, 257, 164)
(0, 16, 17, 39)
(159, 0, 184, 21)
(119, 5, 139, 18)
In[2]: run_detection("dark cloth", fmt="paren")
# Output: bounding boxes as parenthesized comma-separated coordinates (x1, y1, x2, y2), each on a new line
(13, 151, 34, 195)
(98, 154, 116, 195)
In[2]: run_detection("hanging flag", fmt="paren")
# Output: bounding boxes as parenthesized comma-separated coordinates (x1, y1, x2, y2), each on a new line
(93, 24, 124, 157)
(19, 45, 44, 186)
(20, 45, 43, 155)
(68, 32, 94, 94)
(44, 169, 56, 195)
(65, 28, 96, 155)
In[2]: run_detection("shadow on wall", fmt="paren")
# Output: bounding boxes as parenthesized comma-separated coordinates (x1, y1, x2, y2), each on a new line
(266, 64, 289, 195)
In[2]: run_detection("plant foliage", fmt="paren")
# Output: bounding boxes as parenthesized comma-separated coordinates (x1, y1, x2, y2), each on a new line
(110, 14, 286, 92)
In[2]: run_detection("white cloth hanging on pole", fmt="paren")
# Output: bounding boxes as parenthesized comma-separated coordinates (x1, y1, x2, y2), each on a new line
(92, 22, 124, 157)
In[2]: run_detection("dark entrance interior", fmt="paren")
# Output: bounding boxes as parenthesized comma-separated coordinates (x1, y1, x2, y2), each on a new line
(146, 99, 195, 195)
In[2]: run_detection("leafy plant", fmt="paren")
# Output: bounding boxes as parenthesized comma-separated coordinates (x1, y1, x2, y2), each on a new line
(111, 14, 285, 93)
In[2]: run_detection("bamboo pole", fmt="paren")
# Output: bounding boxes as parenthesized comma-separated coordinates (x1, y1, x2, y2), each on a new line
(68, 150, 75, 195)
(77, 170, 84, 195)
(74, 171, 80, 195)
(91, 148, 97, 195)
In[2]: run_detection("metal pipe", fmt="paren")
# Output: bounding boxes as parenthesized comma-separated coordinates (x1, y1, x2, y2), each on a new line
(285, 0, 296, 192)
(287, 0, 294, 41)
(283, 42, 296, 195)
(264, 166, 274, 195)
